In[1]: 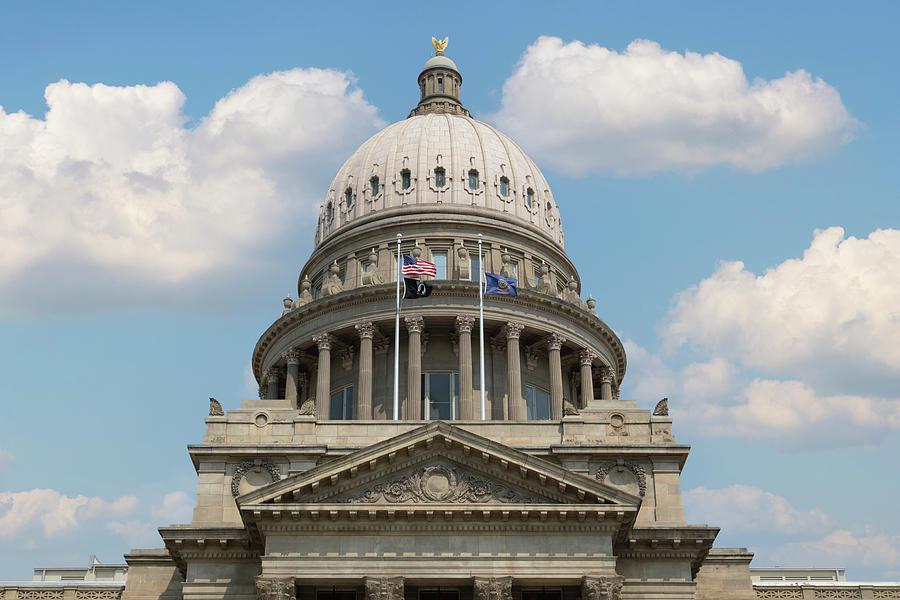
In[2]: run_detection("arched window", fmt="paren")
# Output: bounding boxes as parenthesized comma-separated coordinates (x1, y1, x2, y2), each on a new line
(526, 187, 534, 208)
(468, 170, 478, 190)
(326, 202, 334, 222)
(434, 167, 446, 188)
(401, 169, 411, 190)
(437, 77, 444, 92)
(500, 177, 509, 197)
(370, 176, 379, 196)
(344, 187, 353, 206)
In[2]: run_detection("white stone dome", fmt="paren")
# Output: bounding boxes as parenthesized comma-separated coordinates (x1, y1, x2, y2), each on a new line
(315, 113, 564, 248)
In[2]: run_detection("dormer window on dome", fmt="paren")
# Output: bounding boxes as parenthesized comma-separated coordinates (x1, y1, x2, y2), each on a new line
(468, 169, 479, 190)
(434, 167, 446, 188)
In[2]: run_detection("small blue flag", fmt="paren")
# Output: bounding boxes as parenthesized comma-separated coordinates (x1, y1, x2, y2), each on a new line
(485, 273, 518, 296)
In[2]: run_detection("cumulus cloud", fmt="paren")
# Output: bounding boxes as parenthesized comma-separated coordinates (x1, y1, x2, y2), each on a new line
(0, 489, 137, 538)
(684, 484, 832, 534)
(151, 490, 193, 523)
(492, 36, 856, 175)
(0, 69, 383, 316)
(663, 227, 900, 384)
(768, 529, 900, 572)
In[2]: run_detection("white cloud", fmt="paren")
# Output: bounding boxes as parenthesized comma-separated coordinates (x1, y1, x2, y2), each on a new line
(151, 490, 193, 523)
(663, 227, 900, 380)
(0, 69, 384, 316)
(684, 484, 832, 534)
(0, 489, 137, 538)
(768, 529, 900, 571)
(0, 448, 13, 472)
(492, 36, 856, 175)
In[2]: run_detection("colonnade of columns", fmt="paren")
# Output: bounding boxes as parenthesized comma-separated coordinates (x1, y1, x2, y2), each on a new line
(262, 317, 618, 419)
(254, 574, 624, 600)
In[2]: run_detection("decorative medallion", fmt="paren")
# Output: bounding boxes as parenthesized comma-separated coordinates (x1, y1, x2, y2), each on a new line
(596, 461, 646, 497)
(231, 461, 281, 497)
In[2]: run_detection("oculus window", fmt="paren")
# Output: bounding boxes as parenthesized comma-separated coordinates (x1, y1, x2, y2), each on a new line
(526, 385, 550, 420)
(421, 372, 460, 420)
(329, 386, 354, 420)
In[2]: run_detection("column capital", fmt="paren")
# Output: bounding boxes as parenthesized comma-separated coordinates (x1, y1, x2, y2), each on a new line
(364, 576, 404, 600)
(255, 576, 295, 600)
(579, 348, 596, 366)
(582, 575, 624, 600)
(505, 321, 524, 340)
(264, 368, 283, 383)
(546, 332, 566, 351)
(312, 332, 332, 351)
(601, 364, 616, 383)
(474, 577, 513, 600)
(455, 315, 475, 334)
(404, 315, 425, 333)
(281, 349, 300, 365)
(355, 321, 376, 339)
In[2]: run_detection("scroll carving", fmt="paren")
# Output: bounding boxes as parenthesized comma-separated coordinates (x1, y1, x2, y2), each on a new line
(365, 577, 404, 600)
(342, 463, 540, 504)
(254, 577, 295, 600)
(474, 577, 512, 600)
(583, 575, 625, 600)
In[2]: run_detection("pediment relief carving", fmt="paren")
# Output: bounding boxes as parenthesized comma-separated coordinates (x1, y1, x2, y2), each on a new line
(338, 462, 544, 504)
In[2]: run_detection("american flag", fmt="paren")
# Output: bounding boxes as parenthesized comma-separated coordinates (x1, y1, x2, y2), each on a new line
(402, 254, 436, 278)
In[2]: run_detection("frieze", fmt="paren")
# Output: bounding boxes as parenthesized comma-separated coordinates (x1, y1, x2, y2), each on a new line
(340, 463, 541, 504)
(232, 461, 282, 497)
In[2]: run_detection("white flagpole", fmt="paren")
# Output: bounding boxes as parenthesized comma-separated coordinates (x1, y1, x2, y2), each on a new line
(478, 233, 486, 420)
(394, 233, 402, 421)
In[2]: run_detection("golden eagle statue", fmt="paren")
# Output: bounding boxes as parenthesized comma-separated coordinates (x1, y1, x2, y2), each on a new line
(432, 36, 449, 56)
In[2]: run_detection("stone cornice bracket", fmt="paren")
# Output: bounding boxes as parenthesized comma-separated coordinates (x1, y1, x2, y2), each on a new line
(505, 321, 524, 340)
(582, 574, 625, 600)
(281, 349, 300, 365)
(356, 321, 376, 339)
(455, 315, 475, 334)
(255, 576, 295, 600)
(404, 315, 425, 333)
(364, 576, 404, 600)
(579, 348, 596, 366)
(547, 332, 566, 351)
(600, 365, 615, 384)
(312, 332, 333, 351)
(474, 577, 513, 600)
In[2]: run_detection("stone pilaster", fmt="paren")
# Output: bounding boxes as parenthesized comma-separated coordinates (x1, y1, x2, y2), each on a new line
(282, 349, 300, 405)
(600, 365, 615, 400)
(506, 322, 524, 420)
(312, 333, 332, 418)
(582, 575, 625, 600)
(356, 321, 376, 419)
(547, 333, 566, 419)
(474, 577, 512, 600)
(579, 349, 595, 407)
(265, 368, 282, 399)
(405, 316, 424, 419)
(456, 315, 475, 419)
(255, 576, 295, 600)
(364, 577, 404, 600)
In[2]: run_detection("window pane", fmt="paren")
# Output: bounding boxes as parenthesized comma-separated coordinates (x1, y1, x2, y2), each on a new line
(536, 388, 550, 420)
(432, 252, 447, 279)
(468, 170, 478, 190)
(371, 177, 379, 196)
(438, 78, 443, 92)
(525, 386, 535, 420)
(344, 386, 354, 419)
(401, 171, 411, 189)
(470, 255, 480, 282)
(500, 177, 508, 196)
(429, 373, 451, 420)
(526, 188, 534, 208)
(329, 390, 344, 420)
(434, 168, 445, 187)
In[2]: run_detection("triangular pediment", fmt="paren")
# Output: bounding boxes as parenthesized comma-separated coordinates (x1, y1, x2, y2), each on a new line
(238, 422, 640, 510)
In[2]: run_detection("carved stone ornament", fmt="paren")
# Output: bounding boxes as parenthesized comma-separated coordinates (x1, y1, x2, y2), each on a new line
(582, 575, 625, 600)
(341, 463, 540, 504)
(356, 321, 376, 339)
(312, 332, 332, 351)
(596, 461, 646, 497)
(455, 315, 475, 334)
(364, 577, 404, 600)
(505, 321, 524, 340)
(405, 315, 425, 333)
(299, 398, 316, 416)
(282, 349, 300, 365)
(474, 577, 513, 600)
(231, 461, 282, 497)
(255, 576, 295, 600)
(208, 397, 224, 416)
(563, 400, 580, 416)
(653, 397, 669, 416)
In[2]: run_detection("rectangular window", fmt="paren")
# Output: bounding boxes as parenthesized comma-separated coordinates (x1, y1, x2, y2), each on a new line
(401, 170, 411, 189)
(432, 251, 447, 279)
(422, 372, 459, 420)
(470, 254, 481, 282)
(437, 78, 444, 92)
(525, 385, 550, 420)
(329, 386, 354, 420)
(509, 261, 518, 279)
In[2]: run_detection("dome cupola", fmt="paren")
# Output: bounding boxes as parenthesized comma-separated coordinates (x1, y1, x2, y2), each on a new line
(410, 36, 469, 117)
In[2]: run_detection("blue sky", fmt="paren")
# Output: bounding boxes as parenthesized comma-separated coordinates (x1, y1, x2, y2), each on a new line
(1, 0, 899, 580)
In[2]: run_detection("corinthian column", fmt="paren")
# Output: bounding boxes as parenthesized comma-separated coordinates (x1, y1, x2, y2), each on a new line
(506, 322, 525, 420)
(355, 321, 375, 419)
(547, 333, 566, 419)
(255, 576, 295, 600)
(579, 349, 595, 407)
(282, 349, 300, 406)
(405, 316, 424, 419)
(265, 368, 282, 399)
(600, 365, 615, 400)
(456, 315, 475, 419)
(312, 333, 332, 418)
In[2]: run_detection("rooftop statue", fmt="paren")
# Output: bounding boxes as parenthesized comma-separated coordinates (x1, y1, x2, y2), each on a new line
(431, 36, 449, 55)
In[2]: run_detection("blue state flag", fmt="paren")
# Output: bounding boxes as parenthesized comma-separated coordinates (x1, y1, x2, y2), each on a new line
(484, 273, 518, 296)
